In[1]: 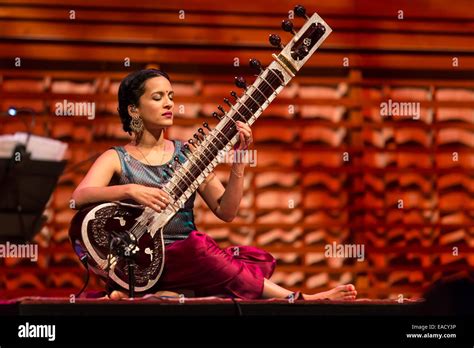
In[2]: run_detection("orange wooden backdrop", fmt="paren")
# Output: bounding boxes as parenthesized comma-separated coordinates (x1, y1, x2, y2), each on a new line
(0, 0, 472, 299)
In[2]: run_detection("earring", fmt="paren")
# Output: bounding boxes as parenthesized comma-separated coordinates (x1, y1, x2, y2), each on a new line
(130, 117, 144, 133)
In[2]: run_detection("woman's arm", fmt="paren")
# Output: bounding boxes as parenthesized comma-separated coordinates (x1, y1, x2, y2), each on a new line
(198, 121, 252, 222)
(72, 149, 169, 211)
(198, 162, 246, 222)
(71, 149, 126, 207)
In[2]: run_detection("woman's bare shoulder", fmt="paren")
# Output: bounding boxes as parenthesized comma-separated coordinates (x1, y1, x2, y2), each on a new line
(93, 148, 121, 173)
(101, 148, 121, 160)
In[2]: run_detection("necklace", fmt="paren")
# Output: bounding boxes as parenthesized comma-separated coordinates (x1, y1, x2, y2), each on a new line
(136, 141, 167, 166)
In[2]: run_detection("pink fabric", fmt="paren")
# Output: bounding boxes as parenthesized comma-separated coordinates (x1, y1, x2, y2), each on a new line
(153, 230, 276, 299)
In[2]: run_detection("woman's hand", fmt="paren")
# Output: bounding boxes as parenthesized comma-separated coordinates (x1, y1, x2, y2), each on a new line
(126, 184, 170, 212)
(234, 121, 253, 151)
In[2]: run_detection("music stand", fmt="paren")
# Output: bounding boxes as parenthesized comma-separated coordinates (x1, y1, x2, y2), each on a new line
(0, 144, 67, 243)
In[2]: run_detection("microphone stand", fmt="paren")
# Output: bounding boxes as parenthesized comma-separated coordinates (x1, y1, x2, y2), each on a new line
(2, 108, 36, 243)
(109, 231, 139, 298)
(4, 107, 36, 156)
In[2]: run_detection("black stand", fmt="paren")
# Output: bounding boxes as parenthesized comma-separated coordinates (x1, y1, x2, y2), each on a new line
(0, 145, 67, 242)
(128, 261, 136, 298)
(109, 232, 138, 298)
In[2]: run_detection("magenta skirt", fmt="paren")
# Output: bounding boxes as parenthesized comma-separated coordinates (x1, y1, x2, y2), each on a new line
(153, 230, 276, 299)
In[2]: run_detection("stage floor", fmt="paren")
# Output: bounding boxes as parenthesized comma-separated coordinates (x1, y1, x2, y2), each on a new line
(0, 296, 425, 316)
(2, 296, 471, 346)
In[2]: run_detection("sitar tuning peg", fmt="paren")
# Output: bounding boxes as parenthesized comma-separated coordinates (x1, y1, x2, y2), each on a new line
(174, 156, 183, 167)
(316, 23, 326, 36)
(217, 105, 226, 114)
(291, 45, 309, 60)
(203, 122, 211, 131)
(230, 91, 239, 101)
(212, 111, 222, 120)
(249, 58, 263, 73)
(269, 34, 283, 49)
(193, 134, 200, 144)
(234, 76, 247, 90)
(198, 128, 206, 137)
(188, 138, 196, 147)
(182, 144, 192, 159)
(281, 20, 296, 35)
(223, 98, 232, 107)
(294, 4, 309, 19)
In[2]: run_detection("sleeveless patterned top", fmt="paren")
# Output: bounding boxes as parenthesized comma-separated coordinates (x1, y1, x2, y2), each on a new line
(111, 140, 197, 245)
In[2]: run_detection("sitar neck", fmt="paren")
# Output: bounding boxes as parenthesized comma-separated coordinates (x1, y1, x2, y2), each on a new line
(164, 64, 288, 212)
(146, 8, 332, 227)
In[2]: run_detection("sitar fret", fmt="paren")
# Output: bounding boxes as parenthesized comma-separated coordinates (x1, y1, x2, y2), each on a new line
(165, 67, 286, 210)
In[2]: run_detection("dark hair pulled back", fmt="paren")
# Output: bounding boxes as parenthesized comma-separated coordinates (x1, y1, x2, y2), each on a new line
(117, 69, 170, 134)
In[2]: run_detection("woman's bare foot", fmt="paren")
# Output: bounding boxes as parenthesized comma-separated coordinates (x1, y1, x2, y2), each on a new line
(302, 284, 357, 301)
(109, 290, 128, 300)
(153, 290, 181, 298)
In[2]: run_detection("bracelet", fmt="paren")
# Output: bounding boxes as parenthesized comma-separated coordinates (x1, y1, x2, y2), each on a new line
(231, 166, 244, 178)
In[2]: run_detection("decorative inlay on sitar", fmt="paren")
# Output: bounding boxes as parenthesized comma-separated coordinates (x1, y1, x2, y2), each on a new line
(69, 5, 332, 293)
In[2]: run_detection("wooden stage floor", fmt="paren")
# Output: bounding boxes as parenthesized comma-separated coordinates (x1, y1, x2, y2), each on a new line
(0, 296, 425, 316)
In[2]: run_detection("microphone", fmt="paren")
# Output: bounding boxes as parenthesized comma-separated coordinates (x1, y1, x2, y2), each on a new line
(1, 106, 37, 159)
(6, 107, 17, 116)
(0, 106, 36, 119)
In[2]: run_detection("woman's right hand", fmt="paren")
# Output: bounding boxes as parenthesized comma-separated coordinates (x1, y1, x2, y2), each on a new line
(126, 184, 170, 212)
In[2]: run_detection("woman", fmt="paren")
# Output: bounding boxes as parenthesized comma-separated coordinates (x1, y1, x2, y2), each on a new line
(72, 69, 357, 301)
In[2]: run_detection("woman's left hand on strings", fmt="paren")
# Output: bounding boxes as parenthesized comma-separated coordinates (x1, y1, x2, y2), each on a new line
(234, 121, 253, 151)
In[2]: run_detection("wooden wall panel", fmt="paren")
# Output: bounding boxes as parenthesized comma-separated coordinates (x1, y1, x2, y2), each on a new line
(0, 0, 472, 299)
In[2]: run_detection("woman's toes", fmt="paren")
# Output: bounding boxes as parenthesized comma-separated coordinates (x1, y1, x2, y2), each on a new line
(110, 290, 127, 300)
(345, 284, 355, 291)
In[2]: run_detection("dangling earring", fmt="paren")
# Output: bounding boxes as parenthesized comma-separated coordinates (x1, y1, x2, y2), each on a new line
(130, 117, 144, 134)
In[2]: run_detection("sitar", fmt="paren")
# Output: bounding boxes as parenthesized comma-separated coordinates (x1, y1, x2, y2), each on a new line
(69, 5, 332, 293)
